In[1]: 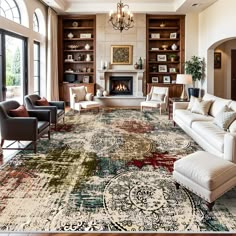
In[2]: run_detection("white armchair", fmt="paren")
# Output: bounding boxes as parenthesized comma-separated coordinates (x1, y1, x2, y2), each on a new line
(69, 86, 101, 113)
(141, 86, 169, 115)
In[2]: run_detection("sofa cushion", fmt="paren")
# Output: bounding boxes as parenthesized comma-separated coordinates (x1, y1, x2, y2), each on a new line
(191, 99, 212, 115)
(175, 109, 213, 127)
(192, 121, 226, 152)
(203, 93, 232, 117)
(9, 105, 29, 117)
(214, 109, 236, 131)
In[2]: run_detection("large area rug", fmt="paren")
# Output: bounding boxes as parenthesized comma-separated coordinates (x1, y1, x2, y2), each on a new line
(0, 109, 236, 232)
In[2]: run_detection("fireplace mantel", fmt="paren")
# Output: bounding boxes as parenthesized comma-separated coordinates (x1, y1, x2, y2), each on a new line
(97, 69, 145, 97)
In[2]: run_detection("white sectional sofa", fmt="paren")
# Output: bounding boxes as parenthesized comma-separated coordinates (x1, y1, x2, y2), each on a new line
(173, 93, 236, 163)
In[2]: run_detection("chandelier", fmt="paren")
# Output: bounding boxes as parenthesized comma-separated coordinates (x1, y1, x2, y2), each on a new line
(109, 0, 134, 32)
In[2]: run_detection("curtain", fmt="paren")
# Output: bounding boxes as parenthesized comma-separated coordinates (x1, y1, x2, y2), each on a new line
(47, 7, 59, 101)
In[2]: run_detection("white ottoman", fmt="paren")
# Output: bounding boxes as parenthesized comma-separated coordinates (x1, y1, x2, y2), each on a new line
(173, 151, 236, 211)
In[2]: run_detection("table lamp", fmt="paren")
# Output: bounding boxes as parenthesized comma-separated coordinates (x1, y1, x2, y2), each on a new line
(176, 74, 193, 99)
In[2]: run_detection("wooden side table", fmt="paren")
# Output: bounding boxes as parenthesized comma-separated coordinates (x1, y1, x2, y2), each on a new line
(168, 97, 188, 120)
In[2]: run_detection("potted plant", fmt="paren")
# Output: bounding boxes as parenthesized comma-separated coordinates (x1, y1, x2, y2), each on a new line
(184, 55, 204, 97)
(169, 54, 177, 62)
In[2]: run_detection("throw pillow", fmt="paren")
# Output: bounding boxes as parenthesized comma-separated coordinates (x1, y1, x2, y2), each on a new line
(71, 86, 86, 102)
(191, 99, 213, 116)
(229, 120, 236, 133)
(9, 105, 29, 117)
(214, 110, 236, 131)
(187, 96, 201, 110)
(36, 97, 49, 106)
(151, 93, 165, 101)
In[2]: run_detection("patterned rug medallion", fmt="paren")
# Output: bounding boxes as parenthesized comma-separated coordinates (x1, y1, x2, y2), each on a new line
(0, 109, 236, 232)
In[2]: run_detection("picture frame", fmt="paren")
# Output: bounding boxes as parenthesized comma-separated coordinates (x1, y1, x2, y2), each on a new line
(157, 55, 167, 62)
(170, 32, 177, 39)
(169, 67, 176, 73)
(80, 33, 92, 38)
(83, 75, 90, 83)
(111, 45, 133, 65)
(158, 65, 167, 72)
(152, 77, 159, 83)
(214, 52, 221, 69)
(163, 76, 171, 83)
(151, 33, 160, 39)
(67, 55, 73, 60)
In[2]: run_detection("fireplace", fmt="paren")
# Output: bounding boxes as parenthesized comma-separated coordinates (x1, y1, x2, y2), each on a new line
(109, 76, 133, 95)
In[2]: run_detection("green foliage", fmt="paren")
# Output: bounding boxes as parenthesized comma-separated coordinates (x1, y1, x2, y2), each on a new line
(6, 46, 21, 86)
(184, 56, 204, 81)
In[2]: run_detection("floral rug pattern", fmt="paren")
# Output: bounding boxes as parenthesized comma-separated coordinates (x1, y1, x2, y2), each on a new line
(0, 109, 236, 232)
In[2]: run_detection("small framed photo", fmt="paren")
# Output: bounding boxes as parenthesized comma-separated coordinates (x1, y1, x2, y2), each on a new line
(158, 65, 167, 72)
(170, 32, 177, 39)
(169, 67, 176, 73)
(152, 77, 159, 83)
(80, 33, 92, 38)
(151, 33, 160, 39)
(163, 76, 171, 83)
(157, 55, 167, 62)
(67, 55, 73, 60)
(83, 76, 90, 83)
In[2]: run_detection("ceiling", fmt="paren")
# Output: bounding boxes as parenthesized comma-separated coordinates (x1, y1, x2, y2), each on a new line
(42, 0, 217, 14)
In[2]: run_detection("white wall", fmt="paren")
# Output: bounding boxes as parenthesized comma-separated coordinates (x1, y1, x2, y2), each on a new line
(0, 0, 47, 97)
(199, 0, 236, 96)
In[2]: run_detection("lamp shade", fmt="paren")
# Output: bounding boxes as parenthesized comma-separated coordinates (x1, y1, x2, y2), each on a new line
(176, 74, 193, 85)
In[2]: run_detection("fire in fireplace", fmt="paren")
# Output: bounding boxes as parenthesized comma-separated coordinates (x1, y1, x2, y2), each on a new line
(109, 76, 133, 95)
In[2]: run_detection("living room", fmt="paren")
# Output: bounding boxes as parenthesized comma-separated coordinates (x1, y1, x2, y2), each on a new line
(0, 0, 236, 234)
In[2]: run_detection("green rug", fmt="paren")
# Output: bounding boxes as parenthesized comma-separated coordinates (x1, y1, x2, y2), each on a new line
(0, 109, 236, 232)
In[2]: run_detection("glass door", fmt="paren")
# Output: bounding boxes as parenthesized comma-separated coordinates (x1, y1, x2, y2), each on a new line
(0, 30, 27, 103)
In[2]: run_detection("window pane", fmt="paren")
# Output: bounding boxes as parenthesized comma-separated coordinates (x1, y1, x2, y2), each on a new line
(0, 0, 21, 24)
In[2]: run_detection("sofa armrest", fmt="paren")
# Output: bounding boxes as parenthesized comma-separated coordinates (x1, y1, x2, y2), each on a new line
(173, 102, 189, 111)
(224, 133, 236, 163)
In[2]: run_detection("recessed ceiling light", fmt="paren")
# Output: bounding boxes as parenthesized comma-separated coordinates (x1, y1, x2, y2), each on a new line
(192, 3, 199, 7)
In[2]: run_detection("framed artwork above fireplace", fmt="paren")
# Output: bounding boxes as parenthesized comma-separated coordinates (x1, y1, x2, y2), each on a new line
(111, 45, 133, 65)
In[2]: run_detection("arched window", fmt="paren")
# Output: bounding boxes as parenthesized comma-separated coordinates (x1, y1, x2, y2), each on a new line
(33, 12, 39, 32)
(0, 0, 21, 24)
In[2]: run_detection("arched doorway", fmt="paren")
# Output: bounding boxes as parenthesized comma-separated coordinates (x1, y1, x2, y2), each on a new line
(208, 37, 236, 99)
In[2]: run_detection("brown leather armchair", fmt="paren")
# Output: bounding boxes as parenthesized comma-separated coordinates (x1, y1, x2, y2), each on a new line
(24, 94, 65, 130)
(0, 100, 51, 153)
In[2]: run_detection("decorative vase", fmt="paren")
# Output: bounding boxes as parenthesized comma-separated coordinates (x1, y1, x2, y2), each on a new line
(68, 32, 74, 39)
(85, 54, 91, 62)
(134, 62, 138, 69)
(96, 89, 103, 97)
(138, 57, 143, 69)
(85, 43, 90, 50)
(171, 43, 177, 50)
(103, 90, 109, 96)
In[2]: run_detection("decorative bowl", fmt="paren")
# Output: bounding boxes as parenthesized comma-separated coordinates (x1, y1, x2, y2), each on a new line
(162, 45, 168, 50)
(160, 23, 166, 27)
(67, 45, 79, 50)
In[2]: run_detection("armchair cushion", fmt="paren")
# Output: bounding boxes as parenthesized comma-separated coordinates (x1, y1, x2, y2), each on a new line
(36, 97, 50, 106)
(85, 93, 93, 101)
(71, 87, 86, 102)
(9, 105, 29, 117)
(151, 93, 165, 102)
